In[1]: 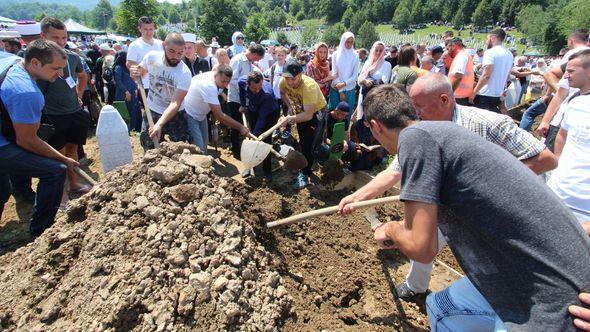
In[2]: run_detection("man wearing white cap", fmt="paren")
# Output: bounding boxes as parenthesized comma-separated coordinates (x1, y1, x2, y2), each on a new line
(181, 33, 199, 76)
(126, 16, 163, 92)
(14, 23, 40, 57)
(94, 43, 114, 103)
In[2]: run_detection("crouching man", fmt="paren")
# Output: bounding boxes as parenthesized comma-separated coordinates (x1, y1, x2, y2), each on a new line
(0, 40, 78, 236)
(349, 84, 590, 330)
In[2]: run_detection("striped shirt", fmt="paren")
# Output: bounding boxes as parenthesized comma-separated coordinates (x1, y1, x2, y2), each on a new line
(390, 104, 546, 171)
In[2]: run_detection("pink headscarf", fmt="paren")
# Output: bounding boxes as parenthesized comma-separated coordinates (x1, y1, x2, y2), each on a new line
(358, 41, 386, 82)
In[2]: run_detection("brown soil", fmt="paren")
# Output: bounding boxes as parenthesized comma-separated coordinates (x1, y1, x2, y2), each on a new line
(0, 134, 463, 331)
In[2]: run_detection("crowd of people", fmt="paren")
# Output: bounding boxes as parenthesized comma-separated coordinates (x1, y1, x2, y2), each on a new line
(1, 14, 590, 331)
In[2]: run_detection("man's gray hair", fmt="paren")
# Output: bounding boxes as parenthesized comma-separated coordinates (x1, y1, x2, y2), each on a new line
(413, 73, 453, 96)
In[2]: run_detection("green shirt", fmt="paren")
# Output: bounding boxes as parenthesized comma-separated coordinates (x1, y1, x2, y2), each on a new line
(37, 50, 84, 115)
(391, 65, 417, 87)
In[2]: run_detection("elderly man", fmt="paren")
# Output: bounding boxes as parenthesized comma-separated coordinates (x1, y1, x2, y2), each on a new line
(340, 73, 557, 300)
(349, 82, 589, 331)
(130, 33, 192, 150)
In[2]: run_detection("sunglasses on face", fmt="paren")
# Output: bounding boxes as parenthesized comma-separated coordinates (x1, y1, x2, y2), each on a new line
(237, 36, 244, 40)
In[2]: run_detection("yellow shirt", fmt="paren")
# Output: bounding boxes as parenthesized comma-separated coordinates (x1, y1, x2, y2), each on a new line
(279, 74, 327, 114)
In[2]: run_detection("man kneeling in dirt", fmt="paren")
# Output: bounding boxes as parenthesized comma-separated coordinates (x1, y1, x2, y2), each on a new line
(342, 84, 590, 330)
(0, 40, 78, 235)
(340, 73, 558, 300)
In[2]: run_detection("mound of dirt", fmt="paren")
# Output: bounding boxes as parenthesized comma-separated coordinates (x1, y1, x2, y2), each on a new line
(0, 142, 292, 331)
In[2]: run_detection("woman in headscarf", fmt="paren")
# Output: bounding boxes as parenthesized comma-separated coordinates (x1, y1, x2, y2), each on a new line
(113, 51, 141, 131)
(228, 31, 246, 59)
(306, 42, 333, 100)
(329, 32, 360, 121)
(356, 41, 391, 144)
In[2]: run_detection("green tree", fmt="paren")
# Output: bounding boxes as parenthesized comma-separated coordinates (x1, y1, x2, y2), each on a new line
(264, 6, 287, 30)
(200, 0, 245, 45)
(91, 0, 113, 30)
(322, 22, 346, 46)
(357, 21, 378, 49)
(392, 4, 411, 31)
(277, 32, 289, 45)
(341, 6, 354, 28)
(35, 13, 47, 22)
(558, 0, 590, 39)
(114, 0, 159, 36)
(471, 0, 492, 28)
(318, 0, 346, 23)
(289, 0, 302, 16)
(156, 14, 167, 27)
(349, 8, 369, 34)
(410, 0, 423, 24)
(168, 7, 181, 24)
(452, 11, 466, 27)
(244, 12, 270, 42)
(155, 26, 167, 40)
(301, 22, 320, 47)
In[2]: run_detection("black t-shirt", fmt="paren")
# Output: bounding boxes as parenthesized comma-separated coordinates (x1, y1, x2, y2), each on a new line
(398, 121, 590, 331)
(385, 55, 398, 68)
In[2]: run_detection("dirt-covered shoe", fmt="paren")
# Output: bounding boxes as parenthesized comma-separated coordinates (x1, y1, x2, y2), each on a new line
(394, 282, 425, 301)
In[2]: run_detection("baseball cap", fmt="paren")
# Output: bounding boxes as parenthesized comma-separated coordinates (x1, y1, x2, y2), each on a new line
(336, 101, 350, 113)
(99, 43, 113, 51)
(282, 58, 303, 78)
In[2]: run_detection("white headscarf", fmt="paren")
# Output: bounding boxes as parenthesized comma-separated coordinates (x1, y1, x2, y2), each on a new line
(359, 41, 386, 82)
(332, 32, 357, 83)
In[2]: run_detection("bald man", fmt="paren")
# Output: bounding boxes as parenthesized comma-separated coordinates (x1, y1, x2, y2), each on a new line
(339, 73, 557, 299)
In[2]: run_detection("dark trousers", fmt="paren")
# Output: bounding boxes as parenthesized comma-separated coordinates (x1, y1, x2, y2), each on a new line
(247, 110, 280, 176)
(228, 102, 243, 157)
(473, 95, 501, 113)
(140, 110, 191, 150)
(297, 109, 325, 176)
(105, 83, 116, 105)
(455, 97, 470, 106)
(545, 125, 560, 153)
(0, 144, 66, 235)
(96, 79, 104, 102)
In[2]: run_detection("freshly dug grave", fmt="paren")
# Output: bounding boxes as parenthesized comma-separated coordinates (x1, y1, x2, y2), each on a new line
(229, 185, 431, 331)
(0, 142, 292, 331)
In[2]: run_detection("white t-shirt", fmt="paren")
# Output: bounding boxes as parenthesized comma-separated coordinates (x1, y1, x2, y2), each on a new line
(258, 53, 274, 73)
(127, 38, 164, 88)
(547, 94, 590, 214)
(270, 62, 284, 99)
(449, 51, 469, 75)
(184, 71, 221, 121)
(140, 51, 192, 114)
(478, 45, 514, 97)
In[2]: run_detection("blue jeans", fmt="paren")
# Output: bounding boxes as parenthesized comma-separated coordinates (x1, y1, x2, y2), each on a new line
(519, 98, 546, 132)
(426, 277, 507, 332)
(186, 115, 209, 155)
(328, 88, 356, 123)
(0, 144, 67, 235)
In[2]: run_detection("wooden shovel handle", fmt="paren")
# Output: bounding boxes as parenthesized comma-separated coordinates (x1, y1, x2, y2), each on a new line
(248, 131, 283, 159)
(73, 167, 97, 186)
(266, 195, 400, 228)
(136, 77, 160, 148)
(257, 121, 282, 141)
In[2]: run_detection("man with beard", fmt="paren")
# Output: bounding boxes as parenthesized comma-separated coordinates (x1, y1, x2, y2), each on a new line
(130, 33, 192, 150)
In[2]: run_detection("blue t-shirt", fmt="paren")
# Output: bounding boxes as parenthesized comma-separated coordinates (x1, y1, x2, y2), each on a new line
(0, 59, 45, 147)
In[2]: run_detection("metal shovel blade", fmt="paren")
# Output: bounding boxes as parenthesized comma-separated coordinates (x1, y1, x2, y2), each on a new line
(282, 147, 308, 170)
(241, 140, 272, 169)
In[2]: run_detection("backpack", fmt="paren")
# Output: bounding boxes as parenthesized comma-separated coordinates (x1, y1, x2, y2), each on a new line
(102, 56, 115, 84)
(0, 63, 55, 143)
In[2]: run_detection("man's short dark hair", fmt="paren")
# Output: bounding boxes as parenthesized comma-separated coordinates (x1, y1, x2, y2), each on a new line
(138, 16, 154, 27)
(450, 37, 464, 47)
(477, 48, 484, 53)
(390, 46, 398, 53)
(362, 84, 419, 130)
(398, 45, 417, 66)
(247, 71, 263, 83)
(490, 28, 506, 42)
(24, 39, 67, 65)
(215, 64, 233, 78)
(569, 48, 590, 69)
(290, 44, 298, 51)
(570, 29, 589, 44)
(3, 39, 21, 49)
(431, 46, 444, 56)
(359, 48, 368, 56)
(249, 44, 265, 56)
(40, 17, 66, 34)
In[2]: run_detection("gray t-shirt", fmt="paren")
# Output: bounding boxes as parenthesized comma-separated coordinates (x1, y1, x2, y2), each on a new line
(37, 50, 83, 115)
(398, 121, 590, 331)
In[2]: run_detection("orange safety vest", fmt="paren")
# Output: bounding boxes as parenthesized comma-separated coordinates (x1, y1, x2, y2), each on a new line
(449, 50, 475, 98)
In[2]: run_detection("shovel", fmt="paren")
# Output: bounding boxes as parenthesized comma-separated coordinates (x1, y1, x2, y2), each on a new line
(242, 112, 255, 176)
(135, 77, 160, 148)
(240, 136, 308, 171)
(266, 195, 400, 228)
